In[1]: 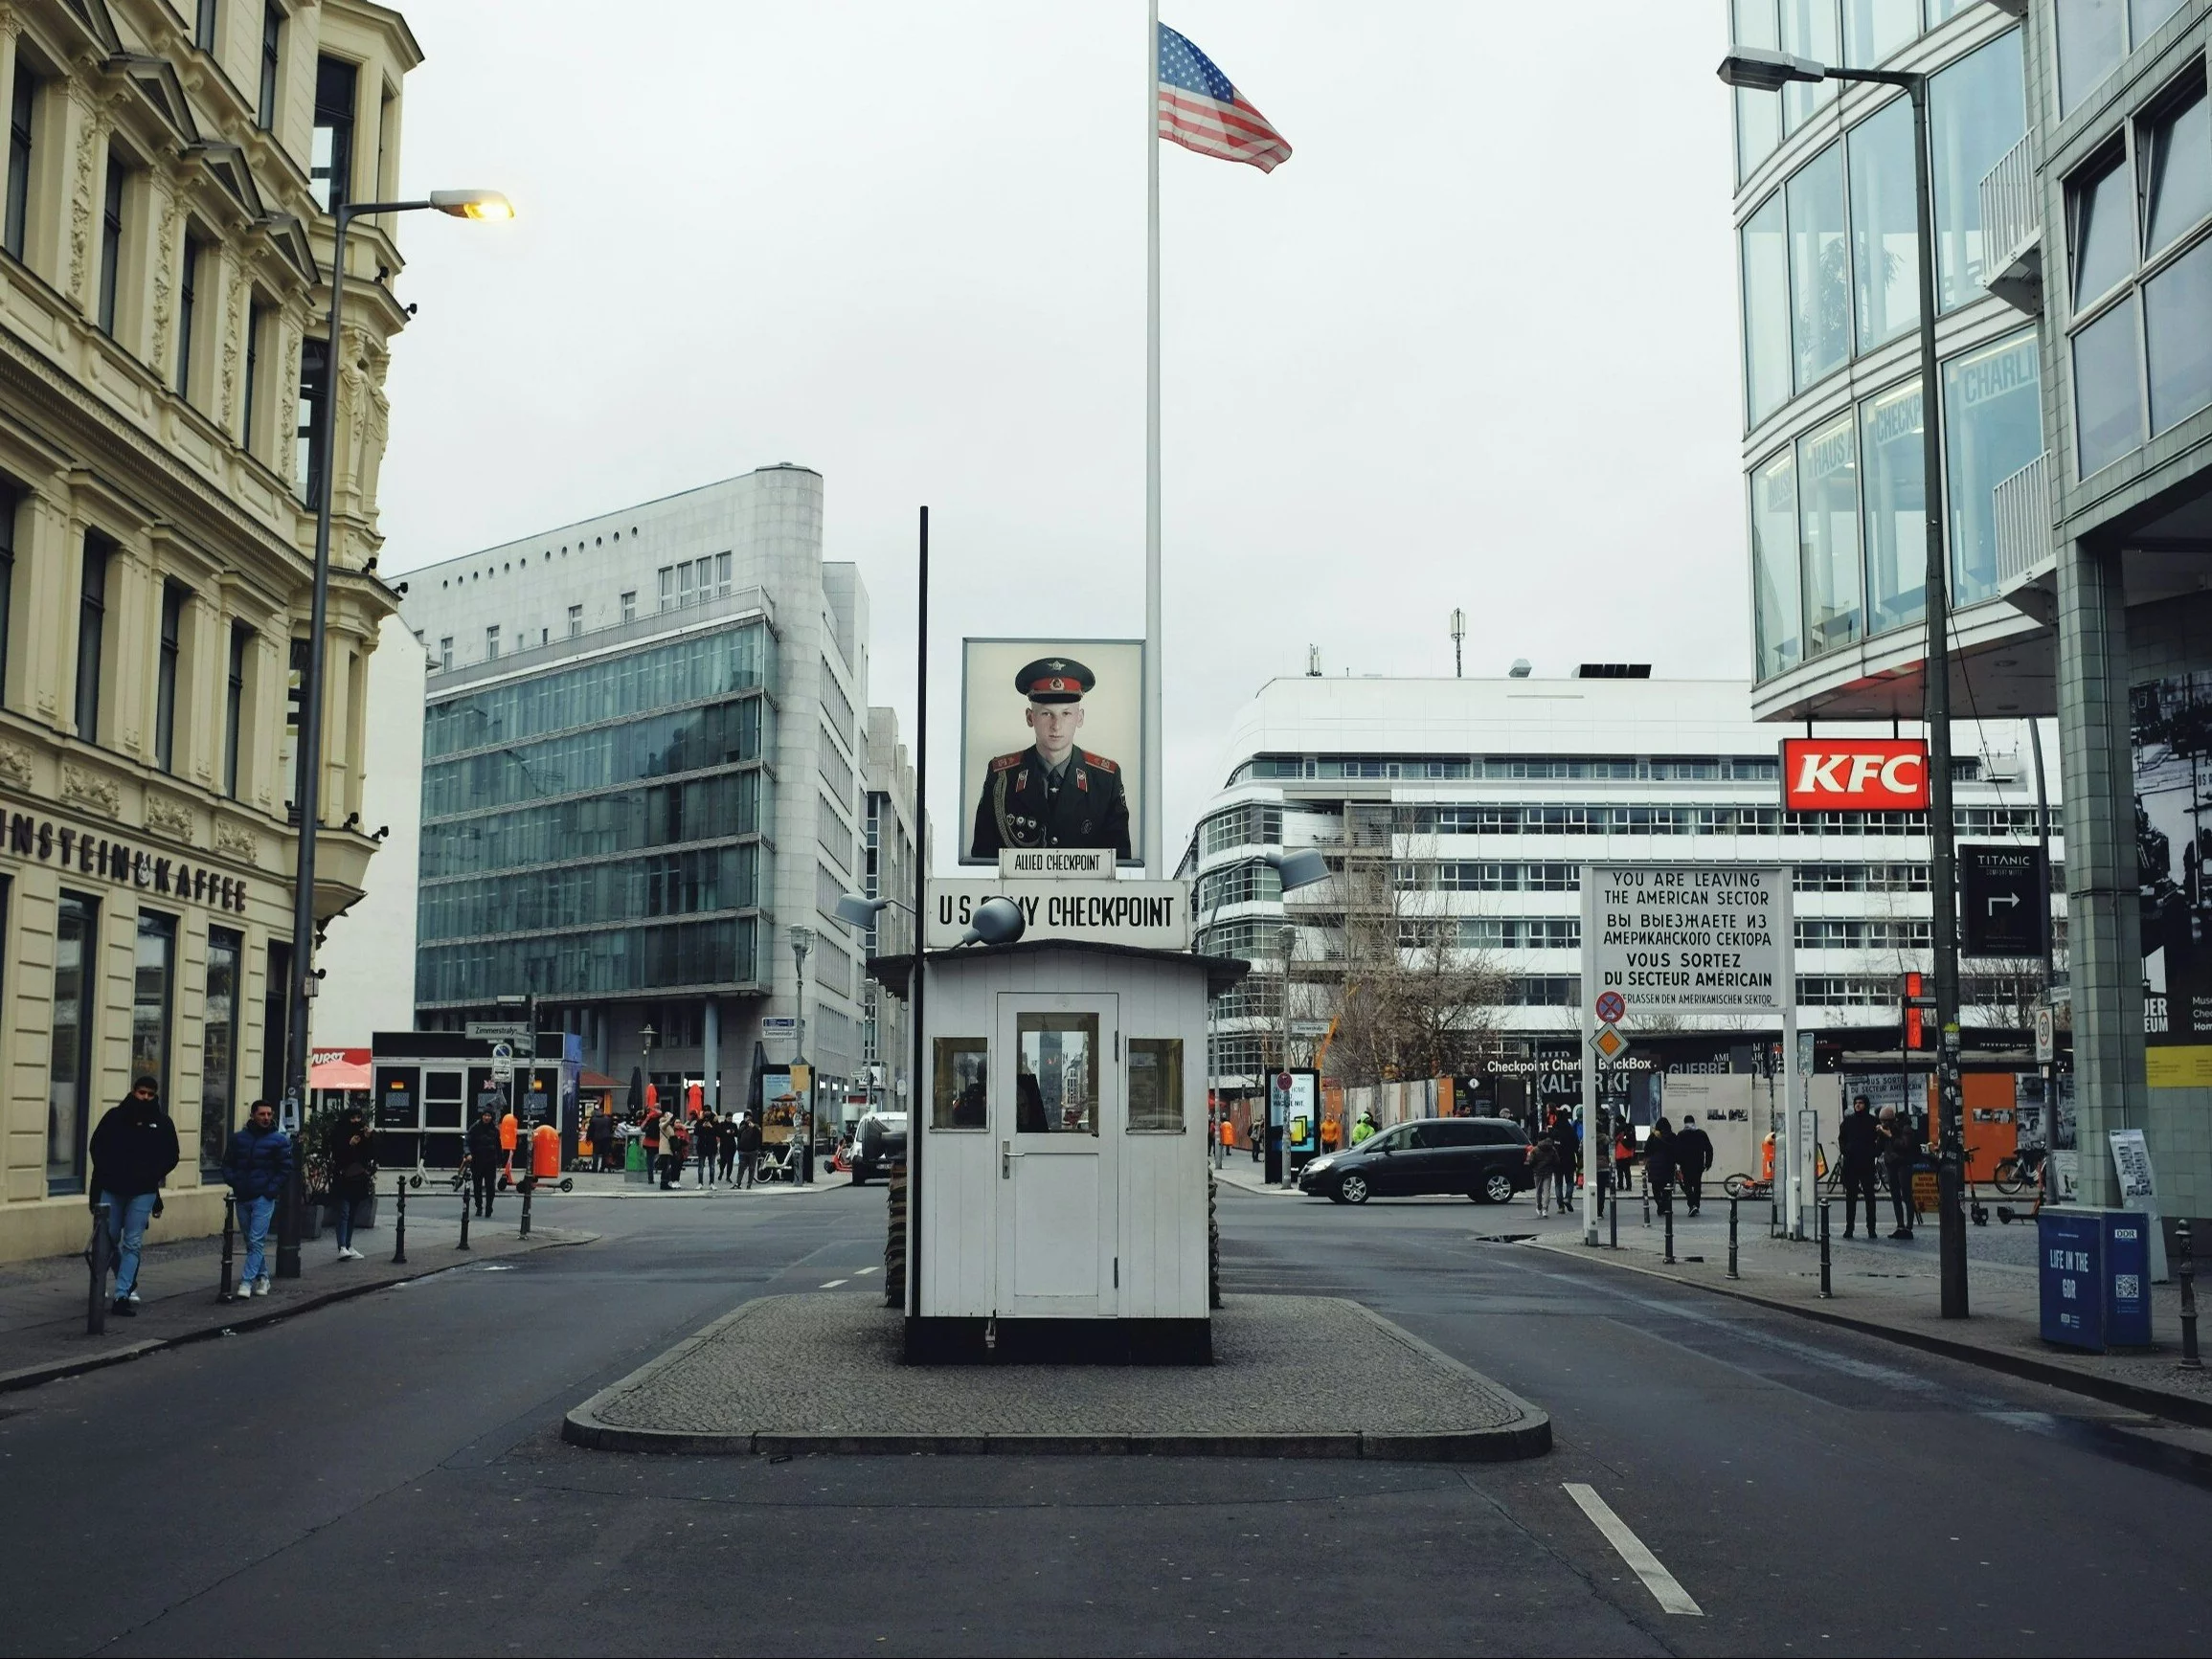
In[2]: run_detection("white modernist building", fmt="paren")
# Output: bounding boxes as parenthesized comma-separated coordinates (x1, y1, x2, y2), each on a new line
(1183, 671, 2063, 1093)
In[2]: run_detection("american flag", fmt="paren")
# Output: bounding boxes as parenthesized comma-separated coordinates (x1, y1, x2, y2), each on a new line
(1157, 23, 1292, 173)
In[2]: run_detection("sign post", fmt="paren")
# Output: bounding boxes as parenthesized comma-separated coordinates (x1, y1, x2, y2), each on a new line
(1583, 865, 1792, 1245)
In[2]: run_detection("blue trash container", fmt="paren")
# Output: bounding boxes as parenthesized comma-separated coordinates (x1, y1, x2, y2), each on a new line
(2038, 1205, 2154, 1352)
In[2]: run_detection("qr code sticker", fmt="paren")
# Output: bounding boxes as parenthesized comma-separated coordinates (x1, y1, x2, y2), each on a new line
(2116, 1274, 2142, 1300)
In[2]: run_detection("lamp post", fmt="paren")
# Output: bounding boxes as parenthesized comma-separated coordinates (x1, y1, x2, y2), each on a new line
(790, 925, 815, 1182)
(1718, 46, 1966, 1318)
(275, 188, 511, 1279)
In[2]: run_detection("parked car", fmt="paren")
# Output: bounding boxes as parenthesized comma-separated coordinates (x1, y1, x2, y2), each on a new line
(1297, 1116, 1532, 1205)
(847, 1111, 909, 1186)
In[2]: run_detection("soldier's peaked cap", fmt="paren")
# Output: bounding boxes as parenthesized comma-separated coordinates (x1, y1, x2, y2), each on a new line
(1017, 657, 1095, 704)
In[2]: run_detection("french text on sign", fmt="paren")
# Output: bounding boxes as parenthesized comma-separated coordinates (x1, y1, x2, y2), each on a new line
(1589, 864, 1789, 1017)
(1779, 736, 1930, 811)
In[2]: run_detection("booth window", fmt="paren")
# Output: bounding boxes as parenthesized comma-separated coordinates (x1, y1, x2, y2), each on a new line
(1016, 1012, 1097, 1134)
(932, 1037, 986, 1129)
(1126, 1039, 1184, 1132)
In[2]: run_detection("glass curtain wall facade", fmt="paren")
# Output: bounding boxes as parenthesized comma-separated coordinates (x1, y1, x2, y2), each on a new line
(1737, 5, 2045, 687)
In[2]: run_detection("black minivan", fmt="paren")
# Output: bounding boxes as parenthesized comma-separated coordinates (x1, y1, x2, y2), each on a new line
(1298, 1116, 1533, 1205)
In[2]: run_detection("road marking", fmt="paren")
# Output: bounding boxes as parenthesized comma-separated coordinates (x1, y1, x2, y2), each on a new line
(854, 1266, 880, 1276)
(820, 1279, 847, 1289)
(1563, 1484, 1703, 1616)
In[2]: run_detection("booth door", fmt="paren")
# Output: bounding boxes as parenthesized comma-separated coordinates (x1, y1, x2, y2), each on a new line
(995, 993, 1119, 1318)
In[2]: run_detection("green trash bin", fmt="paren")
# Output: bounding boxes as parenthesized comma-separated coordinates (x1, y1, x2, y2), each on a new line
(624, 1137, 646, 1183)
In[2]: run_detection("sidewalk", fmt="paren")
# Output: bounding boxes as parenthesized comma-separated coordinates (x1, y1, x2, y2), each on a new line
(1210, 1160, 1300, 1198)
(1516, 1189, 2212, 1427)
(0, 1208, 594, 1393)
(556, 1169, 853, 1199)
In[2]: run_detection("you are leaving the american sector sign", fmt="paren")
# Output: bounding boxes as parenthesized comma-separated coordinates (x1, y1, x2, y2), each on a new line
(1588, 864, 1789, 1018)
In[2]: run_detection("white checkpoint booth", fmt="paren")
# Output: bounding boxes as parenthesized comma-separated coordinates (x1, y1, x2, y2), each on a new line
(878, 896, 1245, 1362)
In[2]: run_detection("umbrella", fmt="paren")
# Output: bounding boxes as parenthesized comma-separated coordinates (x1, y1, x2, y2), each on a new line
(627, 1067, 643, 1116)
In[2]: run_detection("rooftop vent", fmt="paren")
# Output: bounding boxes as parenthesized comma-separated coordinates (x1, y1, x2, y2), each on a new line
(1576, 663, 1652, 679)
(1508, 660, 1532, 679)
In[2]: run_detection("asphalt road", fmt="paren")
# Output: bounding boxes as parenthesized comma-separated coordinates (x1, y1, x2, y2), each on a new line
(2, 1182, 2208, 1656)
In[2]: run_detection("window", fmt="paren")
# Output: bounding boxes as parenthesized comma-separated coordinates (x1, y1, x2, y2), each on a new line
(2143, 81, 2212, 258)
(1788, 143, 1849, 392)
(7, 64, 34, 261)
(1778, 0, 1839, 133)
(485, 624, 500, 661)
(1796, 410, 1862, 656)
(1930, 28, 2025, 313)
(2073, 295, 2142, 475)
(259, 2, 283, 130)
(47, 891, 98, 1193)
(1859, 377, 1925, 638)
(1750, 448, 1800, 680)
(310, 56, 356, 213)
(195, 0, 220, 53)
(0, 482, 15, 703)
(932, 1037, 987, 1129)
(296, 335, 327, 504)
(76, 535, 107, 740)
(1943, 330, 2043, 606)
(224, 621, 249, 796)
(97, 154, 124, 336)
(242, 299, 267, 451)
(176, 232, 202, 395)
(2056, 0, 2125, 119)
(1732, 0, 1781, 183)
(1016, 1011, 1098, 1134)
(2072, 149, 2135, 311)
(620, 591, 636, 623)
(2147, 237, 2212, 434)
(567, 605, 582, 639)
(1841, 0, 1915, 67)
(155, 581, 187, 773)
(1127, 1039, 1184, 1132)
(202, 926, 242, 1174)
(1848, 96, 1920, 349)
(439, 636, 453, 670)
(133, 910, 177, 1102)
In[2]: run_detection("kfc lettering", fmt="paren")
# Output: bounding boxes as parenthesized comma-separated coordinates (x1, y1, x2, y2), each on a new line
(1780, 737, 1930, 811)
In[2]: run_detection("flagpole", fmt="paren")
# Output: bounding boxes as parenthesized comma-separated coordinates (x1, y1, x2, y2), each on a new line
(1143, 0, 1164, 879)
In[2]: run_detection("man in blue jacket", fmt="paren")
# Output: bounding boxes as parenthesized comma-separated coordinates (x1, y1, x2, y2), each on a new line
(88, 1075, 179, 1316)
(223, 1100, 293, 1297)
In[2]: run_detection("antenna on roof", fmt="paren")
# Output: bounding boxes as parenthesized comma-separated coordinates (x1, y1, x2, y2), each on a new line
(1306, 644, 1321, 678)
(1450, 609, 1465, 678)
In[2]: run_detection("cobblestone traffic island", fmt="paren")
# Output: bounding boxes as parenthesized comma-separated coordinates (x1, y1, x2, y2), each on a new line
(564, 1293, 1549, 1460)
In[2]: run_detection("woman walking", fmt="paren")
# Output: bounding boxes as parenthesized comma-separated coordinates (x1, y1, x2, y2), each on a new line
(1526, 1133, 1560, 1218)
(328, 1107, 376, 1262)
(1645, 1116, 1679, 1218)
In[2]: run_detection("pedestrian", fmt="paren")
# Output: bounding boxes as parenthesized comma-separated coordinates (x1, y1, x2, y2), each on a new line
(1837, 1093, 1883, 1240)
(464, 1104, 502, 1218)
(1526, 1133, 1560, 1218)
(1878, 1103, 1917, 1240)
(717, 1113, 739, 1184)
(1644, 1116, 1678, 1218)
(588, 1104, 614, 1173)
(1674, 1111, 1714, 1217)
(662, 1114, 688, 1189)
(327, 1107, 376, 1262)
(736, 1111, 762, 1188)
(1352, 1110, 1378, 1145)
(222, 1100, 293, 1297)
(1614, 1122, 1636, 1194)
(1547, 1110, 1577, 1212)
(87, 1075, 180, 1315)
(695, 1110, 718, 1187)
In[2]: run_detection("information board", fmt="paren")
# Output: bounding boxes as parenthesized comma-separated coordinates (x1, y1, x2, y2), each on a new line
(1588, 865, 1789, 1018)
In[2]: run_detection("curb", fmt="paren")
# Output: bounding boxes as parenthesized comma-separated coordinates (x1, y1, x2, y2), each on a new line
(1524, 1235, 2212, 1432)
(0, 1230, 597, 1395)
(560, 1295, 1552, 1462)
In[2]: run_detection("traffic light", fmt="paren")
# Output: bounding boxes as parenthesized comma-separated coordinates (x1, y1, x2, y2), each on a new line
(1901, 971, 1932, 1049)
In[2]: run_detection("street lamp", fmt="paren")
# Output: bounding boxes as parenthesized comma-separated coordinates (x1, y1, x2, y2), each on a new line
(1718, 46, 1967, 1318)
(790, 926, 815, 1182)
(275, 187, 512, 1279)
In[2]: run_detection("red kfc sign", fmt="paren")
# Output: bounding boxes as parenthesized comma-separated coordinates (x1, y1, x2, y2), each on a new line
(1780, 737, 1930, 811)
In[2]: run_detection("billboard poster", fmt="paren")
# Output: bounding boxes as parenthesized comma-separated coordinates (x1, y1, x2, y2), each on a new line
(961, 639, 1144, 867)
(2133, 672, 2212, 1065)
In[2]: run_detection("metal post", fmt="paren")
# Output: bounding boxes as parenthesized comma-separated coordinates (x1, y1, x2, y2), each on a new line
(457, 1185, 471, 1252)
(1642, 1186, 1651, 1229)
(219, 1196, 237, 1300)
(1728, 1197, 1741, 1279)
(86, 1202, 111, 1334)
(1819, 1200, 1833, 1299)
(1277, 923, 1294, 1187)
(908, 505, 928, 1326)
(2030, 721, 2058, 1152)
(2179, 1218, 2201, 1370)
(1610, 1184, 1618, 1250)
(1663, 1198, 1675, 1265)
(392, 1174, 407, 1264)
(520, 1177, 533, 1239)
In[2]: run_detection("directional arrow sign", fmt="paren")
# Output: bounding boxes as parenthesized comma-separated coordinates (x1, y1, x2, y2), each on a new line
(1960, 843, 2045, 957)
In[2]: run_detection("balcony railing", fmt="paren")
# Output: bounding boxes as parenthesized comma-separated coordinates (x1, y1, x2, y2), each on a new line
(1978, 130, 2042, 315)
(1993, 450, 2052, 589)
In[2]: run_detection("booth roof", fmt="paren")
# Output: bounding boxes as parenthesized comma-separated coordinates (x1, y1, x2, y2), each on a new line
(867, 941, 1251, 1002)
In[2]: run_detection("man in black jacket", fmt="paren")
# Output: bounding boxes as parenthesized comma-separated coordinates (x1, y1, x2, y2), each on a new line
(89, 1076, 180, 1315)
(735, 1113, 763, 1188)
(464, 1106, 502, 1218)
(1837, 1094, 1884, 1239)
(1673, 1112, 1715, 1217)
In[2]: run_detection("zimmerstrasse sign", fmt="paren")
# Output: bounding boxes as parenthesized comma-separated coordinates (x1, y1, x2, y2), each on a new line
(1587, 864, 1789, 1018)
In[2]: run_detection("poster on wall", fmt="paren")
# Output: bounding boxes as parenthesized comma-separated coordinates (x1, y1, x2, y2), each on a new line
(961, 639, 1144, 867)
(2133, 672, 2212, 1072)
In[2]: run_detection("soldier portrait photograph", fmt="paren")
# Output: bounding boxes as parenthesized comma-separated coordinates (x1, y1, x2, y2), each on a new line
(961, 639, 1144, 865)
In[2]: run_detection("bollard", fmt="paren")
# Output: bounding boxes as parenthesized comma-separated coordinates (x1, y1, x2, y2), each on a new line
(520, 1177, 533, 1239)
(1818, 1201, 1833, 1299)
(2180, 1218, 2201, 1371)
(1663, 1200, 1676, 1265)
(218, 1195, 237, 1301)
(86, 1203, 111, 1334)
(1610, 1187, 1618, 1250)
(1727, 1197, 1741, 1280)
(457, 1186, 472, 1252)
(393, 1176, 408, 1266)
(1641, 1189, 1651, 1229)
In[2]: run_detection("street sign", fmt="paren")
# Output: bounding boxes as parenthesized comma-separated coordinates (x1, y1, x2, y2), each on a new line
(762, 1017, 799, 1034)
(1594, 990, 1626, 1023)
(1960, 843, 2045, 956)
(1276, 1071, 1294, 1091)
(466, 1020, 531, 1044)
(1589, 864, 1789, 1017)
(1591, 1024, 1630, 1064)
(1779, 737, 1930, 810)
(2034, 1004, 2056, 1065)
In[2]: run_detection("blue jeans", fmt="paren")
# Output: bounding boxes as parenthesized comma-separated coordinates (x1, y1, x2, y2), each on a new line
(99, 1191, 157, 1297)
(237, 1195, 276, 1284)
(333, 1199, 354, 1250)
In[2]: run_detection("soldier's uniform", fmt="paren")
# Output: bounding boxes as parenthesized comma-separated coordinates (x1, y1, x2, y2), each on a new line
(970, 658, 1132, 861)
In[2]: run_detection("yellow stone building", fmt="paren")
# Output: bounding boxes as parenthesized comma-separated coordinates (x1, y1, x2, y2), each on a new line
(0, 0, 419, 1262)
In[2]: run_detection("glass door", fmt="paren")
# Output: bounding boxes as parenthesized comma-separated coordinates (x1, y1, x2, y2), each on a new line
(995, 992, 1118, 1317)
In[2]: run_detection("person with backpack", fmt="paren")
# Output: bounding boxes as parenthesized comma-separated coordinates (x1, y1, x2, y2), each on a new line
(1614, 1122, 1636, 1195)
(88, 1075, 180, 1316)
(1673, 1111, 1715, 1217)
(327, 1108, 376, 1261)
(1644, 1117, 1679, 1219)
(222, 1100, 293, 1298)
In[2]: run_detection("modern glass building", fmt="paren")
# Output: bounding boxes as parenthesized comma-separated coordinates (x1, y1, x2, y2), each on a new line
(400, 465, 874, 1111)
(1728, 0, 2212, 1219)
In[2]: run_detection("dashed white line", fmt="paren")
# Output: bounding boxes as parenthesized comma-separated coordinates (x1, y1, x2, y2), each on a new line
(854, 1266, 880, 1276)
(1563, 1484, 1703, 1616)
(820, 1279, 847, 1289)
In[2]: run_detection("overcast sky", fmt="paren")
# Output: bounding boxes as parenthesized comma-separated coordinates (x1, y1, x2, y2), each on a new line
(378, 1, 1744, 870)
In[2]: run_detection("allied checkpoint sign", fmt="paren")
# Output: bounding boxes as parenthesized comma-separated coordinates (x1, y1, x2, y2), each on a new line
(1580, 865, 1795, 1242)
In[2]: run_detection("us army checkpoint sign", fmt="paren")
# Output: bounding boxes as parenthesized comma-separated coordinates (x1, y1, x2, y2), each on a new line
(1588, 865, 1790, 1018)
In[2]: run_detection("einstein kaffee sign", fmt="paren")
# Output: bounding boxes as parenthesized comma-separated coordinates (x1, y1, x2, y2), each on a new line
(1587, 864, 1789, 1018)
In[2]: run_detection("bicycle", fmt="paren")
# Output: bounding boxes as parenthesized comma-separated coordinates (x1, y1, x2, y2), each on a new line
(1991, 1146, 2046, 1196)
